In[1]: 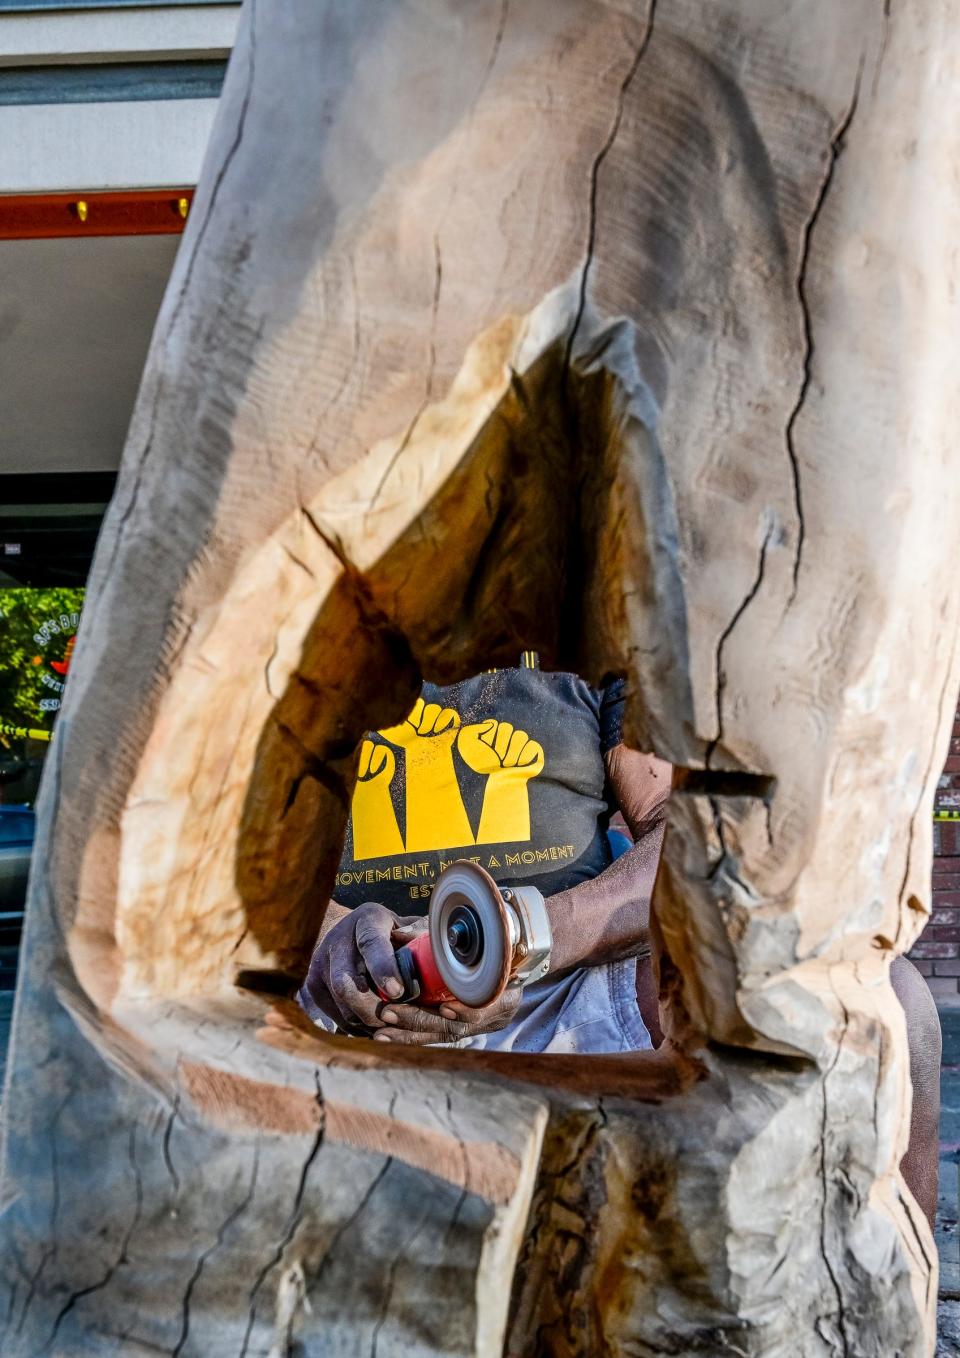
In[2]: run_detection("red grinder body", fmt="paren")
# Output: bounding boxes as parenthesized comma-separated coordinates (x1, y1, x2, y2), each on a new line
(387, 932, 455, 1006)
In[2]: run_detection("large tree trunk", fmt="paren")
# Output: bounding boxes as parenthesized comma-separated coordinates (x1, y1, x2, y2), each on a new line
(2, 1, 959, 1354)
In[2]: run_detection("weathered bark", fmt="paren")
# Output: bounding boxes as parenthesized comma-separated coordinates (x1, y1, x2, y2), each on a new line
(2, 1, 959, 1354)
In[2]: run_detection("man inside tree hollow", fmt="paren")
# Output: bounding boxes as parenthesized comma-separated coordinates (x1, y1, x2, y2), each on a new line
(299, 653, 940, 1225)
(301, 654, 666, 1053)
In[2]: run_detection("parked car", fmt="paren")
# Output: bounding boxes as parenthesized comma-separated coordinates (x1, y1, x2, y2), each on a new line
(0, 804, 35, 992)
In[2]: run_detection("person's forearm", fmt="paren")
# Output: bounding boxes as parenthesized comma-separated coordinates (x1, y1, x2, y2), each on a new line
(605, 744, 671, 840)
(544, 825, 663, 974)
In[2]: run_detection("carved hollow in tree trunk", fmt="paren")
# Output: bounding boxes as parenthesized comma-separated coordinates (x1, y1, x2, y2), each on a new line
(2, 1, 958, 1355)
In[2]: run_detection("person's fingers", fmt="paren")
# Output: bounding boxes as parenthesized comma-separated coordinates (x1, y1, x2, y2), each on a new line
(328, 966, 383, 1028)
(436, 993, 520, 1027)
(354, 905, 405, 1000)
(439, 997, 509, 1021)
(373, 1027, 457, 1046)
(390, 917, 428, 946)
(374, 1005, 470, 1041)
(323, 956, 362, 1027)
(301, 945, 336, 1013)
(299, 977, 343, 1030)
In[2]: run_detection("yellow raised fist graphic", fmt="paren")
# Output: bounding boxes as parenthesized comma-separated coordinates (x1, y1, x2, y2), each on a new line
(352, 738, 404, 860)
(381, 699, 473, 852)
(458, 719, 544, 844)
(359, 739, 393, 782)
(381, 698, 460, 748)
(458, 719, 545, 776)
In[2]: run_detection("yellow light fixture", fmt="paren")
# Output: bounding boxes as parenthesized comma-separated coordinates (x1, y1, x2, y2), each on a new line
(177, 197, 189, 220)
(75, 200, 88, 223)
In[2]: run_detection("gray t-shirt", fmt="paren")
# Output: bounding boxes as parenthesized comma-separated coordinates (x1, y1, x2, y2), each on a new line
(333, 665, 625, 913)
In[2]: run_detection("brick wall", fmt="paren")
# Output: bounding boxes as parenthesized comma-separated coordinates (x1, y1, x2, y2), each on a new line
(909, 698, 960, 1002)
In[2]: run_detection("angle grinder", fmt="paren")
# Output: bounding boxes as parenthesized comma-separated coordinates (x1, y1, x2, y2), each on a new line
(382, 860, 552, 1009)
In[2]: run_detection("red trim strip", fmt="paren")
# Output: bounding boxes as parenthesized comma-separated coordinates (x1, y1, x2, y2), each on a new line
(0, 188, 194, 240)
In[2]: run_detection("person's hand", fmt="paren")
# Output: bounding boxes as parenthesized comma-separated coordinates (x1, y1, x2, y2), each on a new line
(372, 986, 522, 1046)
(301, 904, 426, 1031)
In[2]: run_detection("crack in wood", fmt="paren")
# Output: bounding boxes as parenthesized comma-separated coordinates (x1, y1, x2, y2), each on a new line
(43, 1122, 144, 1353)
(784, 61, 863, 606)
(172, 1138, 261, 1358)
(562, 0, 658, 402)
(705, 521, 774, 773)
(239, 1079, 324, 1358)
(818, 980, 852, 1357)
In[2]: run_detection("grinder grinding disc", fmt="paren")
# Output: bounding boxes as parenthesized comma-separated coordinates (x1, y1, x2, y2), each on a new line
(428, 860, 513, 1008)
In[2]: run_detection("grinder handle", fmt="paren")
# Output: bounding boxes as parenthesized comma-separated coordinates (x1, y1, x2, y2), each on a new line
(376, 932, 456, 1007)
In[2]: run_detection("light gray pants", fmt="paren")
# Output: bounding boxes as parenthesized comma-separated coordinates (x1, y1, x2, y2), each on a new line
(454, 958, 652, 1054)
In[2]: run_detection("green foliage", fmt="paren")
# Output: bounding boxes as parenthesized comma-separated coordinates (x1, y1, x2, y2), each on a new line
(0, 588, 84, 739)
